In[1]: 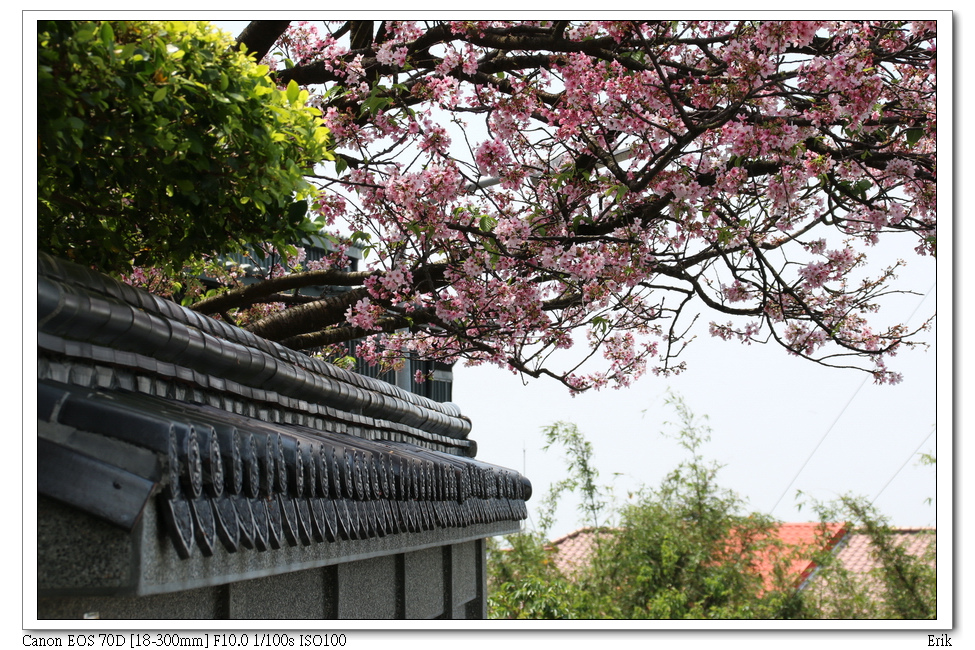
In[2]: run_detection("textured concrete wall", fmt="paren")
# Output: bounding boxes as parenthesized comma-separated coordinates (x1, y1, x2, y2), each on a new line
(335, 554, 401, 618)
(38, 586, 230, 620)
(37, 539, 487, 620)
(229, 567, 330, 619)
(37, 497, 135, 593)
(403, 547, 444, 619)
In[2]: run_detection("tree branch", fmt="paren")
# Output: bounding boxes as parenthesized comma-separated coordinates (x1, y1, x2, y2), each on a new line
(191, 268, 376, 315)
(235, 21, 292, 61)
(245, 287, 370, 341)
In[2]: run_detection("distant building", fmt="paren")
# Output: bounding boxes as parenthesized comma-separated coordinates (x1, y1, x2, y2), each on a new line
(799, 527, 936, 615)
(548, 523, 847, 589)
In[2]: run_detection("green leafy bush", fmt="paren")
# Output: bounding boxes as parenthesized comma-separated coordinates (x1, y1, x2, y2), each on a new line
(566, 396, 807, 619)
(490, 396, 807, 619)
(487, 533, 579, 619)
(38, 20, 334, 274)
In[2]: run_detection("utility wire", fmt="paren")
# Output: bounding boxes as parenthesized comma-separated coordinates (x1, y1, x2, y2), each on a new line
(871, 424, 936, 504)
(769, 283, 935, 515)
(770, 375, 868, 513)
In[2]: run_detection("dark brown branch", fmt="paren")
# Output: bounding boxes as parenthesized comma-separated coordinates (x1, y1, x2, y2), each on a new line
(191, 268, 376, 315)
(246, 288, 369, 341)
(235, 21, 292, 61)
(279, 309, 436, 350)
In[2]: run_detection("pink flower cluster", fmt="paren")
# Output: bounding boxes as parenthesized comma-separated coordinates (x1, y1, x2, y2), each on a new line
(475, 138, 512, 178)
(346, 297, 385, 331)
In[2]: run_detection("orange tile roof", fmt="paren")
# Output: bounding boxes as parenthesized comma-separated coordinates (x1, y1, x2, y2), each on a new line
(546, 524, 934, 617)
(753, 522, 847, 589)
(549, 522, 848, 588)
(548, 527, 614, 576)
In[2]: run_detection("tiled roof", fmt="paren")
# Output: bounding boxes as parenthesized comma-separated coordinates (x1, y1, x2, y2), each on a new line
(549, 522, 847, 586)
(37, 253, 474, 451)
(831, 528, 935, 576)
(798, 527, 935, 614)
(548, 527, 614, 576)
(753, 522, 847, 588)
(37, 253, 532, 593)
(546, 523, 934, 617)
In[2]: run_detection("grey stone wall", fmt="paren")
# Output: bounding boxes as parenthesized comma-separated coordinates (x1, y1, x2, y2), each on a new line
(37, 496, 496, 620)
(38, 540, 487, 620)
(35, 254, 527, 621)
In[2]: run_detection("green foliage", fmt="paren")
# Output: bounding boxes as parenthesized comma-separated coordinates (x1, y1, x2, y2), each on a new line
(489, 574, 578, 620)
(490, 394, 807, 619)
(569, 395, 806, 619)
(798, 495, 937, 619)
(576, 497, 805, 619)
(487, 534, 581, 619)
(539, 421, 605, 533)
(488, 421, 603, 619)
(38, 20, 335, 274)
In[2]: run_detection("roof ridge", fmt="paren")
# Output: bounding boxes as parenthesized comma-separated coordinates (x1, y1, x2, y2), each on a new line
(549, 525, 614, 546)
(38, 253, 474, 447)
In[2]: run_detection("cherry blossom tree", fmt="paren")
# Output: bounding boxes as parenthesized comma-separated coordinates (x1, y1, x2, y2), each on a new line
(188, 20, 935, 392)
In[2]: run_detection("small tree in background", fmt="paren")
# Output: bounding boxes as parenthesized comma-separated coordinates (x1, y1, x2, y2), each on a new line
(487, 420, 602, 619)
(486, 532, 579, 620)
(538, 421, 607, 533)
(488, 394, 936, 619)
(489, 393, 810, 619)
(569, 393, 808, 619)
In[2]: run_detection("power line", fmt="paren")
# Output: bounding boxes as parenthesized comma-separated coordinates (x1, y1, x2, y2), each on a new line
(871, 424, 936, 504)
(770, 375, 868, 513)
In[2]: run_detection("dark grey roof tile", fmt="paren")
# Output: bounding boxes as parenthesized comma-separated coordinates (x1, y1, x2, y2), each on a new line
(37, 255, 531, 569)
